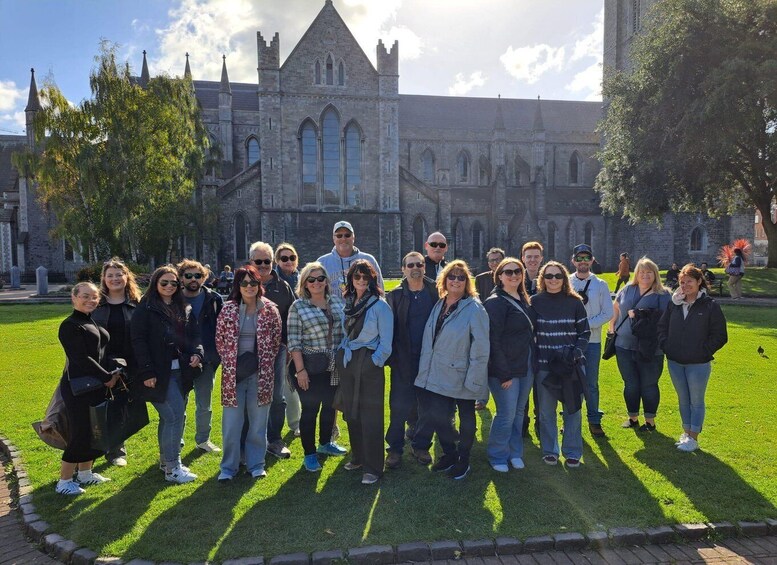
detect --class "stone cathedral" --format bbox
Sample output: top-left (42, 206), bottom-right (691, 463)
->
top-left (0, 0), bottom-right (752, 278)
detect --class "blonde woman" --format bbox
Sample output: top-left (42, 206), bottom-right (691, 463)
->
top-left (610, 257), bottom-right (671, 432)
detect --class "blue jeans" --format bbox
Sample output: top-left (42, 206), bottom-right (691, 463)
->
top-left (535, 371), bottom-right (583, 459)
top-left (667, 360), bottom-right (711, 434)
top-left (584, 342), bottom-right (603, 424)
top-left (615, 347), bottom-right (664, 418)
top-left (385, 364), bottom-right (419, 454)
top-left (191, 362), bottom-right (216, 444)
top-left (152, 371), bottom-right (186, 471)
top-left (266, 346), bottom-right (287, 444)
top-left (487, 374), bottom-right (532, 465)
top-left (221, 375), bottom-right (270, 477)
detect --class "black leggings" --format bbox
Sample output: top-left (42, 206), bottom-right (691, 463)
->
top-left (297, 372), bottom-right (337, 455)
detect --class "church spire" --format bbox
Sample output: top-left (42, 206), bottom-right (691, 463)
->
top-left (140, 50), bottom-right (150, 88)
top-left (25, 68), bottom-right (41, 112)
top-left (493, 94), bottom-right (505, 131)
top-left (532, 95), bottom-right (544, 132)
top-left (220, 55), bottom-right (231, 93)
top-left (184, 52), bottom-right (192, 80)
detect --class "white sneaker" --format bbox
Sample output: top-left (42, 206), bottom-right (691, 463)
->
top-left (510, 457), bottom-right (525, 469)
top-left (677, 437), bottom-right (699, 452)
top-left (109, 457), bottom-right (127, 467)
top-left (76, 471), bottom-right (111, 485)
top-left (56, 480), bottom-right (85, 495)
top-left (675, 432), bottom-right (690, 446)
top-left (251, 469), bottom-right (267, 479)
top-left (196, 440), bottom-right (222, 453)
top-left (165, 466), bottom-right (198, 484)
top-left (491, 463), bottom-right (509, 473)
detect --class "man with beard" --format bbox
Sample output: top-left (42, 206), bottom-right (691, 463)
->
top-left (178, 259), bottom-right (224, 453)
top-left (249, 241), bottom-right (296, 459)
top-left (569, 244), bottom-right (613, 438)
top-left (384, 251), bottom-right (439, 468)
top-left (424, 232), bottom-right (448, 281)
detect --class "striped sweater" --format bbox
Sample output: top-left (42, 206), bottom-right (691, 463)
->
top-left (531, 291), bottom-right (591, 368)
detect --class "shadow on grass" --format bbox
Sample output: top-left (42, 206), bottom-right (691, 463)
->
top-left (634, 433), bottom-right (777, 521)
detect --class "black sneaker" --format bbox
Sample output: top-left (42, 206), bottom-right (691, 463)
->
top-left (449, 459), bottom-right (471, 480)
top-left (638, 422), bottom-right (656, 432)
top-left (431, 454), bottom-right (457, 472)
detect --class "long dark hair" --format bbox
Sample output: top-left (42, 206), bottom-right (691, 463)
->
top-left (344, 260), bottom-right (383, 299)
top-left (143, 265), bottom-right (187, 321)
top-left (227, 265), bottom-right (264, 303)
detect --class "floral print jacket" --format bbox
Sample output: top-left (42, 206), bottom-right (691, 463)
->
top-left (215, 298), bottom-right (281, 407)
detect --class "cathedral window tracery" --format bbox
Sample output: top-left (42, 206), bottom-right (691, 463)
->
top-left (246, 137), bottom-right (260, 166)
top-left (457, 151), bottom-right (470, 183)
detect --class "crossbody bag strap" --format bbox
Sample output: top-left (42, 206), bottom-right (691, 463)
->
top-left (501, 294), bottom-right (534, 333)
top-left (614, 286), bottom-right (650, 332)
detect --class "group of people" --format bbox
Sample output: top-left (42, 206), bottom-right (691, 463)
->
top-left (53, 220), bottom-right (729, 495)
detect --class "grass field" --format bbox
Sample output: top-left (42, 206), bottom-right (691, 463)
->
top-left (0, 302), bottom-right (775, 562)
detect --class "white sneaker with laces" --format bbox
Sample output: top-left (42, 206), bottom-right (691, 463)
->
top-left (196, 440), bottom-right (222, 453)
top-left (110, 457), bottom-right (128, 467)
top-left (56, 479), bottom-right (85, 495)
top-left (675, 432), bottom-right (690, 446)
top-left (677, 437), bottom-right (699, 452)
top-left (76, 471), bottom-right (111, 485)
top-left (165, 466), bottom-right (198, 484)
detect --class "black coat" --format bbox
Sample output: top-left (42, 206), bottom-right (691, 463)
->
top-left (130, 300), bottom-right (204, 403)
top-left (658, 294), bottom-right (728, 364)
top-left (483, 288), bottom-right (536, 382)
top-left (385, 276), bottom-right (439, 379)
top-left (188, 287), bottom-right (223, 366)
top-left (543, 346), bottom-right (586, 415)
top-left (475, 271), bottom-right (495, 300)
top-left (424, 255), bottom-right (446, 281)
top-left (263, 271), bottom-right (295, 343)
top-left (92, 299), bottom-right (137, 371)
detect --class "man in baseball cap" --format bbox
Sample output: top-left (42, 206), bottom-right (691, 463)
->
top-left (317, 220), bottom-right (384, 291)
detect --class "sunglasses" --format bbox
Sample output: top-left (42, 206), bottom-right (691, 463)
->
top-left (352, 273), bottom-right (372, 282)
top-left (240, 280), bottom-right (260, 288)
top-left (183, 273), bottom-right (203, 280)
top-left (428, 241), bottom-right (447, 248)
top-left (158, 280), bottom-right (179, 288)
top-left (306, 275), bottom-right (327, 283)
top-left (278, 255), bottom-right (296, 262)
top-left (574, 255), bottom-right (592, 262)
top-left (253, 259), bottom-right (272, 265)
top-left (501, 268), bottom-right (523, 277)
top-left (404, 262), bottom-right (424, 269)
top-left (543, 272), bottom-right (566, 280)
top-left (447, 273), bottom-right (467, 282)
top-left (487, 258), bottom-right (503, 263)
top-left (335, 233), bottom-right (353, 239)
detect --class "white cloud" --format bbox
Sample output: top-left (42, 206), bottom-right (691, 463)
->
top-left (500, 44), bottom-right (566, 84)
top-left (0, 111), bottom-right (26, 134)
top-left (448, 71), bottom-right (486, 96)
top-left (131, 18), bottom-right (150, 33)
top-left (379, 25), bottom-right (424, 60)
top-left (0, 80), bottom-right (26, 112)
top-left (571, 8), bottom-right (604, 62)
top-left (565, 61), bottom-right (602, 100)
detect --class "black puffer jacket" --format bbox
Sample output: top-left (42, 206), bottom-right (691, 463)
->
top-left (483, 288), bottom-right (536, 382)
top-left (263, 271), bottom-right (295, 343)
top-left (658, 292), bottom-right (727, 364)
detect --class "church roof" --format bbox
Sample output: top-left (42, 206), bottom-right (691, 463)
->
top-left (398, 94), bottom-right (602, 133)
top-left (193, 80), bottom-right (257, 111)
top-left (0, 138), bottom-right (25, 196)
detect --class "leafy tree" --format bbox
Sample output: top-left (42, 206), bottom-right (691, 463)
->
top-left (14, 43), bottom-right (213, 263)
top-left (596, 0), bottom-right (777, 266)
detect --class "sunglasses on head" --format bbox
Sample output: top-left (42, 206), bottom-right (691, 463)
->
top-left (352, 273), bottom-right (372, 282)
top-left (447, 273), bottom-right (467, 282)
top-left (158, 280), bottom-right (179, 288)
top-left (404, 262), bottom-right (424, 269)
top-left (240, 279), bottom-right (260, 287)
top-left (278, 255), bottom-right (296, 262)
top-left (183, 273), bottom-right (203, 280)
top-left (335, 233), bottom-right (353, 239)
top-left (501, 268), bottom-right (523, 277)
top-left (306, 275), bottom-right (327, 283)
top-left (428, 241), bottom-right (447, 248)
top-left (543, 272), bottom-right (565, 280)
top-left (574, 255), bottom-right (592, 262)
top-left (253, 259), bottom-right (272, 266)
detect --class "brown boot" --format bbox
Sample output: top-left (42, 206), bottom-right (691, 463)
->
top-left (411, 447), bottom-right (432, 465)
top-left (589, 423), bottom-right (606, 438)
top-left (385, 452), bottom-right (402, 469)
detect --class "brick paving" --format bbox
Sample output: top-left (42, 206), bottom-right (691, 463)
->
top-left (1, 458), bottom-right (776, 564)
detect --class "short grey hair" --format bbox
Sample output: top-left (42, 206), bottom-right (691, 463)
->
top-left (249, 241), bottom-right (274, 260)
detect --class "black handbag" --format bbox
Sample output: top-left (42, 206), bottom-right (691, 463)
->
top-left (235, 336), bottom-right (258, 384)
top-left (302, 351), bottom-right (330, 375)
top-left (69, 370), bottom-right (105, 396)
top-left (89, 385), bottom-right (149, 452)
top-left (602, 287), bottom-right (649, 361)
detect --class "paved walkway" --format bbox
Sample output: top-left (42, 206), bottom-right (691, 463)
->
top-left (1, 460), bottom-right (776, 564)
top-left (0, 285), bottom-right (69, 304)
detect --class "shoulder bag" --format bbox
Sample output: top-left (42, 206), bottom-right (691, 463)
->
top-left (68, 367), bottom-right (105, 396)
top-left (602, 286), bottom-right (649, 360)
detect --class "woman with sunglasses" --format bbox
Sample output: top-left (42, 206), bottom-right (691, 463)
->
top-left (288, 262), bottom-right (347, 472)
top-left (610, 257), bottom-right (671, 432)
top-left (531, 261), bottom-right (590, 467)
top-left (275, 242), bottom-right (302, 436)
top-left (131, 265), bottom-right (204, 484)
top-left (483, 258), bottom-right (536, 472)
top-left (215, 265), bottom-right (281, 481)
top-left (413, 260), bottom-right (489, 480)
top-left (336, 260), bottom-right (393, 484)
top-left (92, 257), bottom-right (142, 467)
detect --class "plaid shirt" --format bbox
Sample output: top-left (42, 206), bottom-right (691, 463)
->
top-left (288, 295), bottom-right (346, 385)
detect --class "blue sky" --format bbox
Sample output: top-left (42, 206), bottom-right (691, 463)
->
top-left (0, 0), bottom-right (603, 136)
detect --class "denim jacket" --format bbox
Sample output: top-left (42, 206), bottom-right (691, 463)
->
top-left (339, 296), bottom-right (394, 368)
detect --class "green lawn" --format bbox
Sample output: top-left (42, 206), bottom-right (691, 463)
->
top-left (1, 303), bottom-right (775, 562)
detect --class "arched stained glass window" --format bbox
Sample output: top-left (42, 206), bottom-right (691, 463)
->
top-left (345, 122), bottom-right (361, 206)
top-left (247, 137), bottom-right (260, 166)
top-left (301, 122), bottom-right (317, 205)
top-left (322, 109), bottom-right (340, 205)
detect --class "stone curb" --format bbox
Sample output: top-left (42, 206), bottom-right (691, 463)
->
top-left (2, 434), bottom-right (777, 564)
